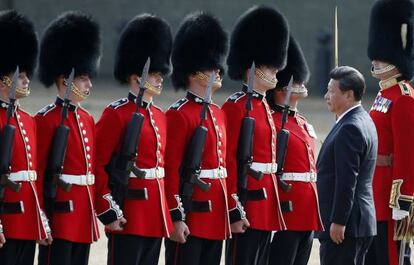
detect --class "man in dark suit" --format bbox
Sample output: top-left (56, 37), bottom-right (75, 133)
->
top-left (316, 66), bottom-right (378, 265)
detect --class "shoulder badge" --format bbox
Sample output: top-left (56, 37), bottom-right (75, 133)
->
top-left (37, 103), bottom-right (56, 116)
top-left (227, 91), bottom-right (246, 102)
top-left (371, 95), bottom-right (393, 113)
top-left (399, 83), bottom-right (412, 96)
top-left (108, 98), bottom-right (128, 109)
top-left (169, 98), bottom-right (188, 110)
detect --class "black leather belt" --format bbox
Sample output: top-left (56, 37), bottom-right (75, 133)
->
top-left (54, 200), bottom-right (74, 213)
top-left (190, 200), bottom-right (212, 212)
top-left (247, 188), bottom-right (267, 201)
top-left (126, 188), bottom-right (148, 200)
top-left (0, 201), bottom-right (24, 214)
top-left (281, 201), bottom-right (293, 212)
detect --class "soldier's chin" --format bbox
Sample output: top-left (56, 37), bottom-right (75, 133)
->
top-left (212, 80), bottom-right (222, 91)
top-left (16, 87), bottom-right (30, 98)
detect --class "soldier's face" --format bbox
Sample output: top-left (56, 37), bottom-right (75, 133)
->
top-left (71, 75), bottom-right (92, 102)
top-left (0, 72), bottom-right (30, 100)
top-left (255, 66), bottom-right (278, 92)
top-left (372, 60), bottom-right (390, 71)
top-left (145, 72), bottom-right (164, 96)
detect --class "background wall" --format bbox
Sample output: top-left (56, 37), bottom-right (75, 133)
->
top-left (1, 0), bottom-right (377, 93)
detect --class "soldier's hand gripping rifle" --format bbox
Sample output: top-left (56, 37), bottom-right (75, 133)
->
top-left (44, 69), bottom-right (75, 213)
top-left (237, 62), bottom-right (264, 206)
top-left (107, 57), bottom-right (150, 208)
top-left (275, 76), bottom-right (294, 193)
top-left (179, 74), bottom-right (215, 213)
top-left (0, 67), bottom-right (22, 200)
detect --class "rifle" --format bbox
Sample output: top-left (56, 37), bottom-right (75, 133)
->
top-left (0, 67), bottom-right (22, 200)
top-left (275, 76), bottom-right (294, 193)
top-left (179, 74), bottom-right (214, 213)
top-left (44, 68), bottom-right (75, 214)
top-left (237, 62), bottom-right (264, 206)
top-left (107, 57), bottom-right (150, 208)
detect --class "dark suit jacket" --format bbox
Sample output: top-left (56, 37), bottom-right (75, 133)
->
top-left (316, 105), bottom-right (377, 239)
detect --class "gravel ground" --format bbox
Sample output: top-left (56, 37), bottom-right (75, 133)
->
top-left (25, 79), bottom-right (412, 265)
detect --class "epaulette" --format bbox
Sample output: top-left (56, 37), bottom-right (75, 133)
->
top-left (37, 103), bottom-right (56, 116)
top-left (226, 91), bottom-right (246, 102)
top-left (108, 98), bottom-right (129, 109)
top-left (399, 82), bottom-right (412, 96)
top-left (169, 98), bottom-right (188, 110)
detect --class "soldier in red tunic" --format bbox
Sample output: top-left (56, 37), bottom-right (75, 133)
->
top-left (223, 5), bottom-right (289, 265)
top-left (164, 12), bottom-right (233, 265)
top-left (366, 0), bottom-right (414, 264)
top-left (36, 11), bottom-right (124, 265)
top-left (265, 35), bottom-right (323, 265)
top-left (94, 14), bottom-right (174, 265)
top-left (0, 10), bottom-right (51, 265)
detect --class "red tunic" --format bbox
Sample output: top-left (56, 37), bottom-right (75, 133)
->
top-left (95, 92), bottom-right (173, 238)
top-left (165, 91), bottom-right (231, 240)
top-left (36, 97), bottom-right (121, 243)
top-left (271, 105), bottom-right (323, 231)
top-left (222, 89), bottom-right (286, 231)
top-left (369, 80), bottom-right (414, 221)
top-left (0, 100), bottom-right (48, 240)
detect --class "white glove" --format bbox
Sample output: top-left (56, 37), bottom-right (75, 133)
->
top-left (392, 208), bottom-right (409, 220)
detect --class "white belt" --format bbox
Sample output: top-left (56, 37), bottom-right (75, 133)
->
top-left (199, 167), bottom-right (227, 179)
top-left (130, 167), bottom-right (165, 179)
top-left (61, 174), bottom-right (95, 186)
top-left (280, 172), bottom-right (317, 182)
top-left (251, 162), bottom-right (278, 174)
top-left (9, 170), bottom-right (37, 182)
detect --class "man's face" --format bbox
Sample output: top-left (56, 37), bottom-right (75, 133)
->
top-left (324, 79), bottom-right (347, 114)
top-left (371, 60), bottom-right (390, 71)
top-left (256, 66), bottom-right (278, 91)
top-left (144, 72), bottom-right (164, 96)
top-left (71, 75), bottom-right (92, 102)
top-left (0, 71), bottom-right (30, 99)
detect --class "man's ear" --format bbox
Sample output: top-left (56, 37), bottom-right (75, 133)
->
top-left (128, 74), bottom-right (139, 86)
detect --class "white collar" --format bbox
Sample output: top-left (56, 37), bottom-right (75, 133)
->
top-left (336, 104), bottom-right (361, 124)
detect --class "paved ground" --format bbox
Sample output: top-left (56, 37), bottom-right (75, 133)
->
top-left (26, 79), bottom-right (412, 264)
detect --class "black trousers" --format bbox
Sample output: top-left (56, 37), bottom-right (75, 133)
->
top-left (225, 228), bottom-right (272, 265)
top-left (0, 239), bottom-right (35, 265)
top-left (38, 238), bottom-right (90, 265)
top-left (165, 236), bottom-right (223, 265)
top-left (319, 236), bottom-right (373, 265)
top-left (365, 221), bottom-right (411, 265)
top-left (269, 230), bottom-right (314, 265)
top-left (107, 233), bottom-right (162, 265)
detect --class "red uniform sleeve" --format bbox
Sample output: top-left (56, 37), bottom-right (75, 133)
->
top-left (164, 109), bottom-right (189, 221)
top-left (221, 101), bottom-right (246, 222)
top-left (391, 96), bottom-right (414, 210)
top-left (94, 108), bottom-right (124, 224)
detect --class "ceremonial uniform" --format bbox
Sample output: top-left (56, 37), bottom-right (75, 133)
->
top-left (0, 10), bottom-right (50, 265)
top-left (95, 14), bottom-right (174, 265)
top-left (36, 11), bottom-right (121, 265)
top-left (164, 12), bottom-right (231, 265)
top-left (224, 6), bottom-right (289, 265)
top-left (266, 35), bottom-right (323, 265)
top-left (366, 0), bottom-right (414, 264)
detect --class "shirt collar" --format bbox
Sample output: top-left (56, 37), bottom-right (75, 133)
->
top-left (55, 97), bottom-right (78, 112)
top-left (242, 84), bottom-right (265, 100)
top-left (336, 104), bottom-right (361, 124)
top-left (128, 91), bottom-right (152, 109)
top-left (186, 91), bottom-right (206, 104)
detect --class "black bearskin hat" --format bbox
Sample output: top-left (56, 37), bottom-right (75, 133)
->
top-left (171, 11), bottom-right (228, 90)
top-left (114, 14), bottom-right (172, 84)
top-left (276, 35), bottom-right (310, 89)
top-left (227, 5), bottom-right (289, 80)
top-left (368, 0), bottom-right (414, 80)
top-left (39, 11), bottom-right (102, 87)
top-left (0, 10), bottom-right (38, 78)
